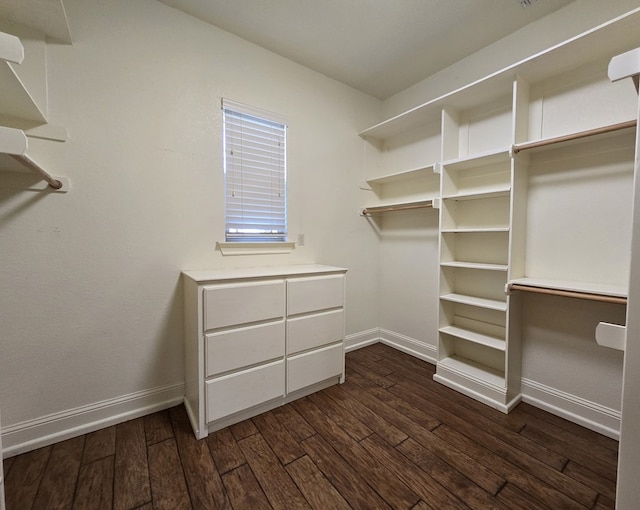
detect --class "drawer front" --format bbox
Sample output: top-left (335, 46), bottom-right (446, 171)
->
top-left (287, 274), bottom-right (344, 316)
top-left (287, 343), bottom-right (343, 393)
top-left (204, 280), bottom-right (285, 330)
top-left (206, 360), bottom-right (285, 423)
top-left (205, 320), bottom-right (285, 377)
top-left (286, 309), bottom-right (344, 355)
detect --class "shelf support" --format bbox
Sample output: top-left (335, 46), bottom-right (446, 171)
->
top-left (609, 47), bottom-right (640, 93)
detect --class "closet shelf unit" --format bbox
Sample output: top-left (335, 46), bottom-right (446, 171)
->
top-left (0, 6), bottom-right (72, 191)
top-left (356, 6), bottom-right (640, 413)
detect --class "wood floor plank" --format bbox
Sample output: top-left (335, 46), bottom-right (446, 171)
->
top-left (144, 409), bottom-right (174, 446)
top-left (300, 433), bottom-right (391, 510)
top-left (563, 461), bottom-right (617, 501)
top-left (32, 436), bottom-right (84, 510)
top-left (514, 402), bottom-right (619, 453)
top-left (271, 403), bottom-right (317, 443)
top-left (434, 423), bottom-right (592, 510)
top-left (520, 422), bottom-right (617, 481)
top-left (593, 494), bottom-right (616, 510)
top-left (147, 438), bottom-right (191, 510)
top-left (397, 437), bottom-right (511, 510)
top-left (229, 419), bottom-right (258, 440)
top-left (4, 445), bottom-right (52, 510)
top-left (496, 482), bottom-right (549, 510)
top-left (285, 454), bottom-right (352, 510)
top-left (2, 456), bottom-right (15, 478)
top-left (252, 410), bottom-right (305, 465)
top-left (170, 406), bottom-right (232, 510)
top-left (340, 373), bottom-right (505, 495)
top-left (205, 427), bottom-right (246, 474)
top-left (73, 456), bottom-right (114, 510)
top-left (238, 431), bottom-right (311, 509)
top-left (359, 433), bottom-right (468, 510)
top-left (321, 384), bottom-right (408, 446)
top-left (113, 417), bottom-right (151, 510)
top-left (82, 426), bottom-right (116, 465)
top-left (292, 397), bottom-right (420, 509)
top-left (305, 390), bottom-right (373, 441)
top-left (221, 464), bottom-right (272, 510)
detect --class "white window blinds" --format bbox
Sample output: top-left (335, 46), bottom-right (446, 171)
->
top-left (222, 99), bottom-right (287, 242)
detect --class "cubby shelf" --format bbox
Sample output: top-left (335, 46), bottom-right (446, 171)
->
top-left (440, 293), bottom-right (507, 312)
top-left (436, 355), bottom-right (505, 389)
top-left (441, 227), bottom-right (509, 233)
top-left (440, 325), bottom-right (505, 351)
top-left (440, 261), bottom-right (508, 272)
top-left (366, 164), bottom-right (436, 186)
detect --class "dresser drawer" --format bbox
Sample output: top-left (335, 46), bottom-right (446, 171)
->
top-left (287, 343), bottom-right (343, 393)
top-left (205, 320), bottom-right (285, 377)
top-left (287, 274), bottom-right (344, 316)
top-left (204, 280), bottom-right (285, 330)
top-left (286, 309), bottom-right (344, 355)
top-left (205, 360), bottom-right (285, 423)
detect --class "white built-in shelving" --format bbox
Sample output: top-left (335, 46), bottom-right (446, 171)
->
top-left (0, 1), bottom-right (72, 191)
top-left (358, 7), bottom-right (640, 412)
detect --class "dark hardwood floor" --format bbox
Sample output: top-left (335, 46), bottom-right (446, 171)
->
top-left (3, 343), bottom-right (618, 509)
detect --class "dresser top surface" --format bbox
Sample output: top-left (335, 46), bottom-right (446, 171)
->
top-left (182, 264), bottom-right (347, 283)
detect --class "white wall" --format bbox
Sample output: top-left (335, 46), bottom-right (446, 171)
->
top-left (0, 0), bottom-right (381, 451)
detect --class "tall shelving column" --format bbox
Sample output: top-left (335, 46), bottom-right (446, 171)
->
top-left (434, 86), bottom-right (521, 411)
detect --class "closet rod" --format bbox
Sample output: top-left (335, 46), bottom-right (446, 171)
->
top-left (509, 283), bottom-right (627, 305)
top-left (513, 119), bottom-right (637, 154)
top-left (9, 153), bottom-right (63, 189)
top-left (362, 201), bottom-right (433, 215)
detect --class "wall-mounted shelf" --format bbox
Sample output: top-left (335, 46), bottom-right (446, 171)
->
top-left (0, 126), bottom-right (68, 191)
top-left (0, 1), bottom-right (72, 44)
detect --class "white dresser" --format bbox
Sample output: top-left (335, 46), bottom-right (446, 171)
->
top-left (182, 265), bottom-right (347, 439)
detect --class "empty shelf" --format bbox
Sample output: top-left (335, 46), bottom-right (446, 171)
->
top-left (440, 325), bottom-right (506, 351)
top-left (440, 293), bottom-right (507, 311)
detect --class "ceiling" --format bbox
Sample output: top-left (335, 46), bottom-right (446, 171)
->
top-left (157, 0), bottom-right (574, 99)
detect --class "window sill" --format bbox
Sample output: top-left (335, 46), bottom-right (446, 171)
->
top-left (216, 242), bottom-right (296, 256)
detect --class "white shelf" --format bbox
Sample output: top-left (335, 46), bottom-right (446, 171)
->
top-left (358, 8), bottom-right (640, 141)
top-left (440, 261), bottom-right (508, 272)
top-left (0, 31), bottom-right (23, 64)
top-left (441, 188), bottom-right (511, 202)
top-left (0, 1), bottom-right (72, 44)
top-left (440, 325), bottom-right (505, 351)
top-left (366, 164), bottom-right (436, 186)
top-left (437, 355), bottom-right (505, 388)
top-left (509, 277), bottom-right (627, 299)
top-left (441, 147), bottom-right (511, 171)
top-left (441, 227), bottom-right (509, 233)
top-left (440, 293), bottom-right (507, 312)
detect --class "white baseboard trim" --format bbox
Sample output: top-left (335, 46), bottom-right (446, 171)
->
top-left (379, 328), bottom-right (437, 365)
top-left (521, 378), bottom-right (620, 440)
top-left (2, 382), bottom-right (185, 458)
top-left (345, 328), bottom-right (380, 352)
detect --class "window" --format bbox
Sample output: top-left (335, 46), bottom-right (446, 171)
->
top-left (222, 99), bottom-right (287, 242)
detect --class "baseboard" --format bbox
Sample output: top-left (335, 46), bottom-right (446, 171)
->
top-left (345, 328), bottom-right (380, 352)
top-left (521, 378), bottom-right (620, 440)
top-left (379, 328), bottom-right (437, 364)
top-left (2, 382), bottom-right (185, 458)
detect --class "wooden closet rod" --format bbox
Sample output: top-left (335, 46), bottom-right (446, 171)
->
top-left (509, 283), bottom-right (627, 305)
top-left (362, 201), bottom-right (433, 215)
top-left (9, 153), bottom-right (63, 189)
top-left (513, 119), bottom-right (637, 154)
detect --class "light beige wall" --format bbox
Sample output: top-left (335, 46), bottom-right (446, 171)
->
top-left (0, 0), bottom-right (380, 430)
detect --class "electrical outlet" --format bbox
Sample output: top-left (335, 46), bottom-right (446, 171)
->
top-left (297, 234), bottom-right (305, 246)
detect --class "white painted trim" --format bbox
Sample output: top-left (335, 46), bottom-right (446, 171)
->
top-left (1, 382), bottom-right (185, 458)
top-left (379, 328), bottom-right (437, 364)
top-left (345, 328), bottom-right (380, 352)
top-left (521, 378), bottom-right (620, 440)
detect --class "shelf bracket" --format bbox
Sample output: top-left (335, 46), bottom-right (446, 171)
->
top-left (0, 126), bottom-right (69, 192)
top-left (609, 47), bottom-right (640, 93)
